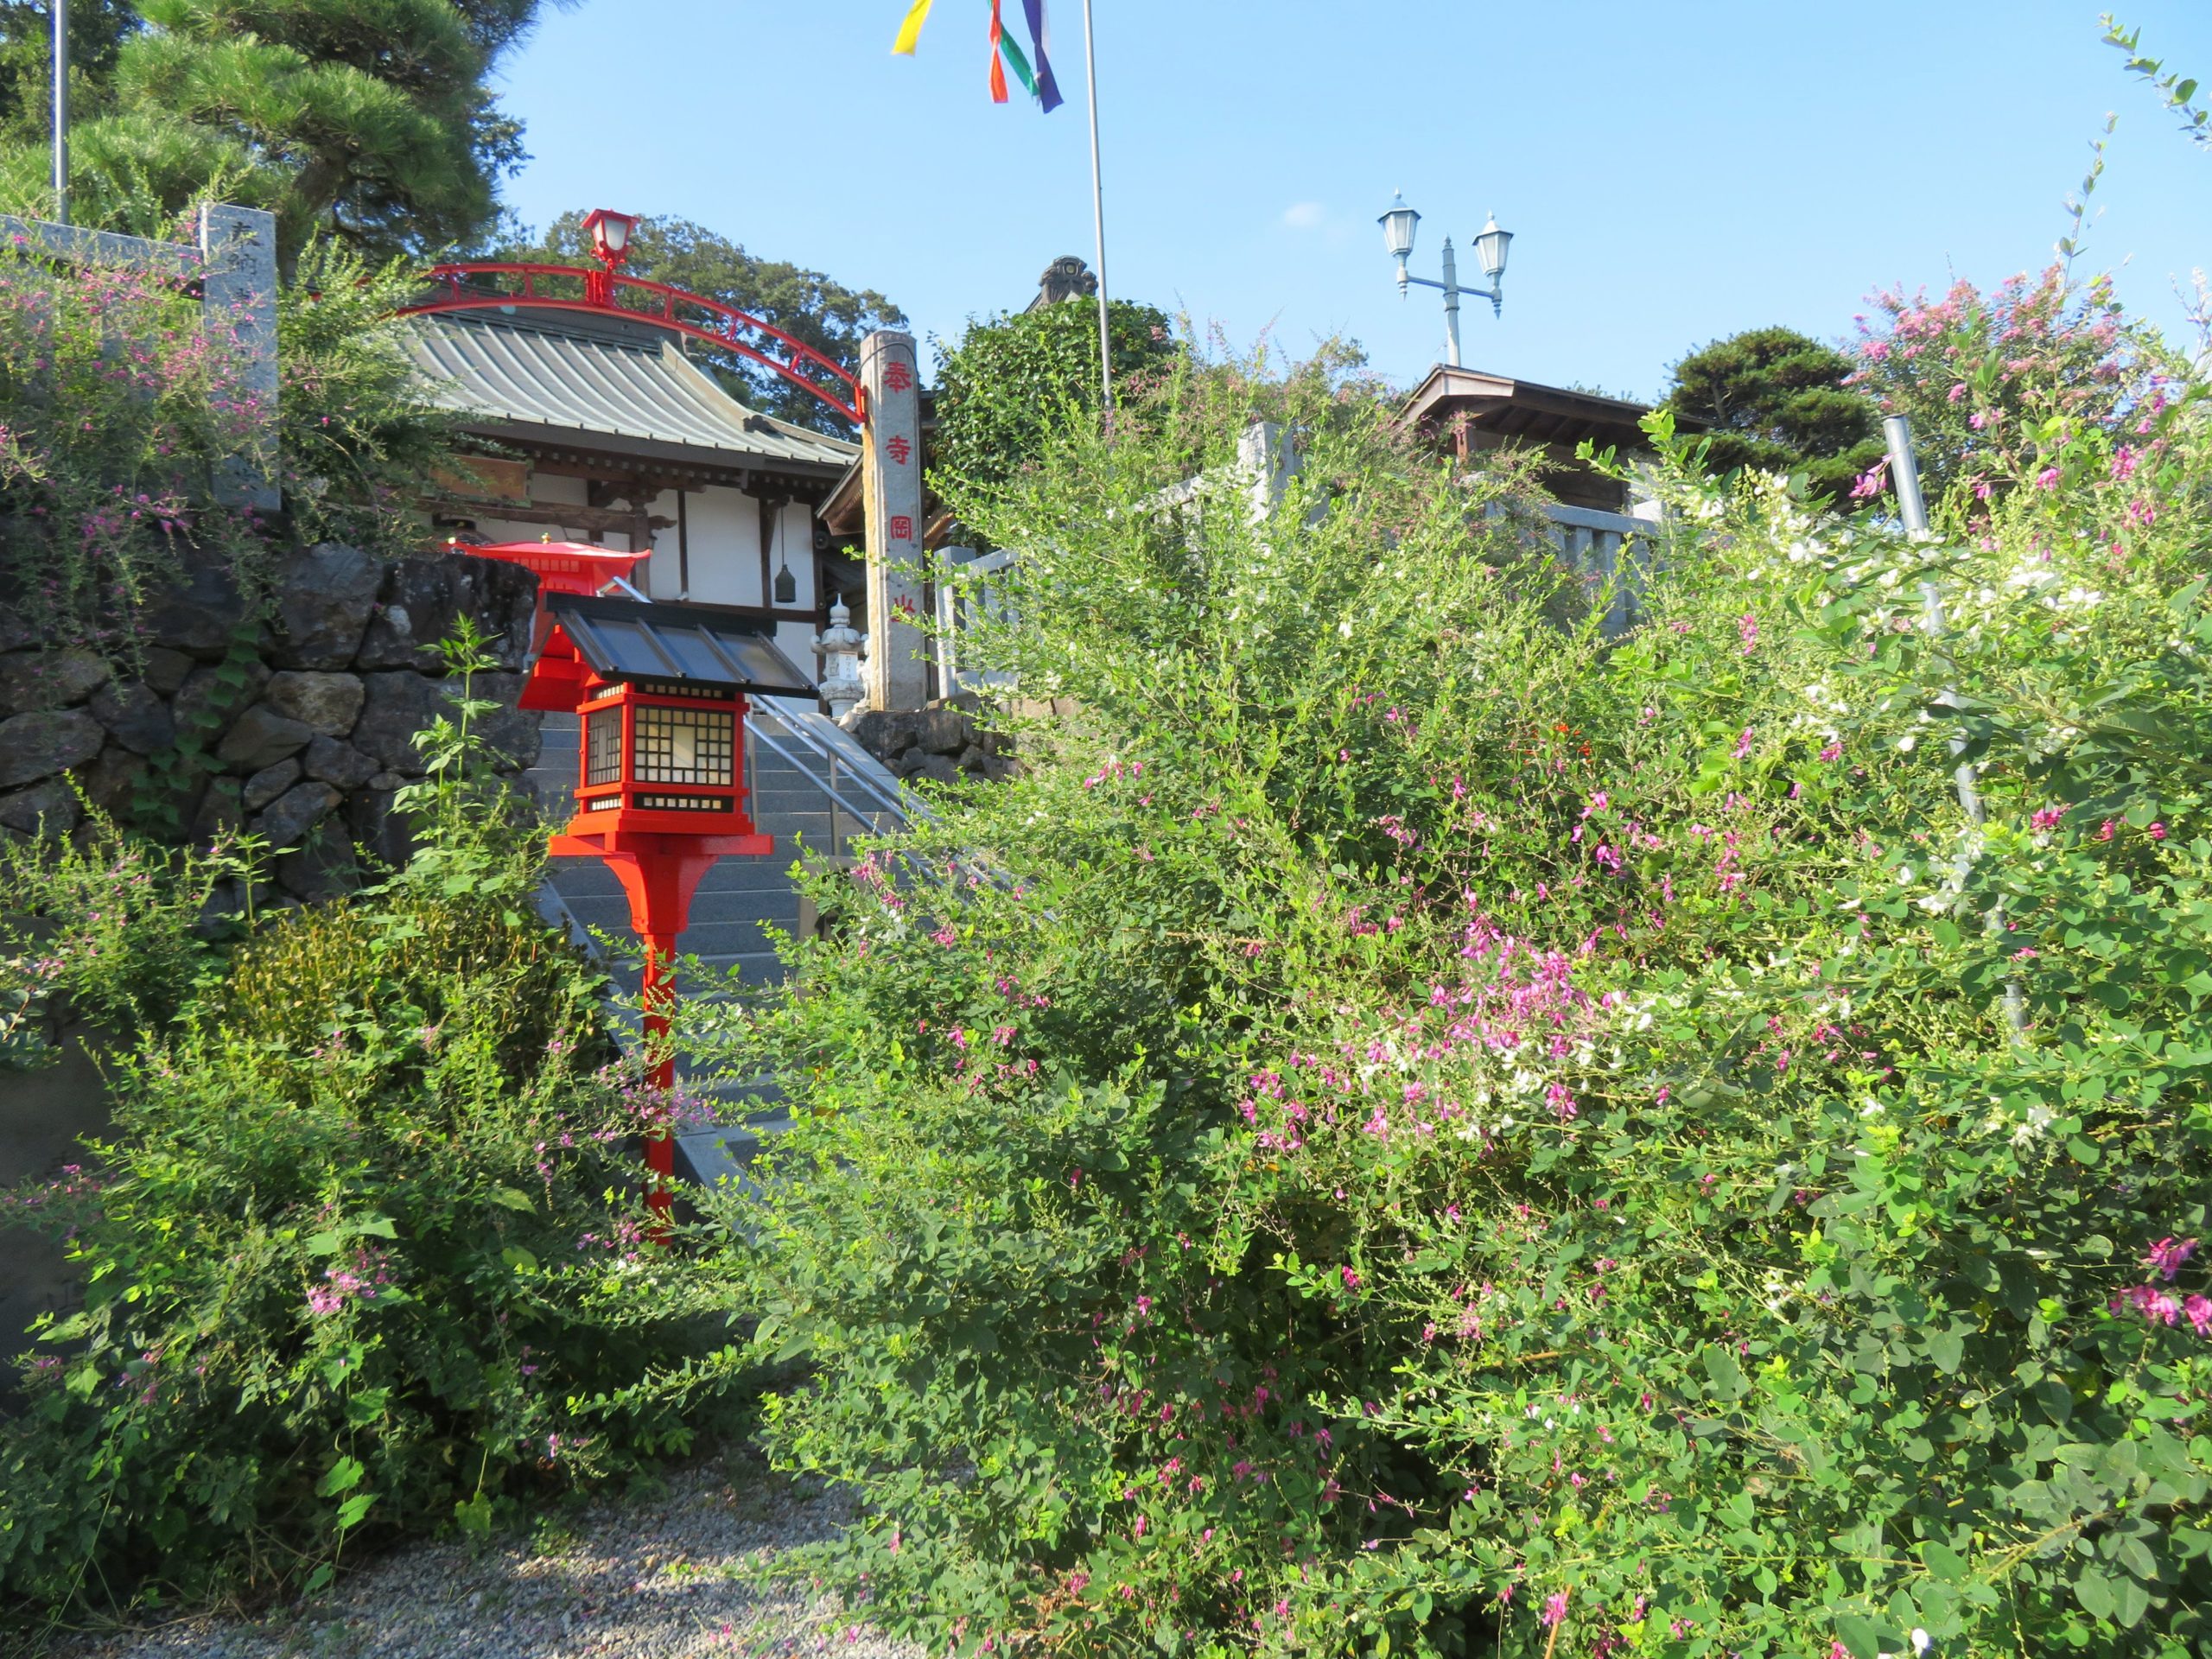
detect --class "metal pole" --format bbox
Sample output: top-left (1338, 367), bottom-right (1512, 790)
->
top-left (639, 931), bottom-right (677, 1236)
top-left (1079, 0), bottom-right (1113, 419)
top-left (1884, 414), bottom-right (2026, 1039)
top-left (1439, 236), bottom-right (1462, 368)
top-left (50, 0), bottom-right (67, 225)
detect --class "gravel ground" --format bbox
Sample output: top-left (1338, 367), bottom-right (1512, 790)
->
top-left (44, 1451), bottom-right (920, 1659)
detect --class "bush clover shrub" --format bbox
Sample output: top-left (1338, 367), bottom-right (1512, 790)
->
top-left (663, 314), bottom-right (2212, 1658)
top-left (0, 658), bottom-right (715, 1626)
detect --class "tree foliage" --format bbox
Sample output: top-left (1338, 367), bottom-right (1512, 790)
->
top-left (930, 294), bottom-right (1179, 507)
top-left (1662, 325), bottom-right (1884, 505)
top-left (654, 285), bottom-right (2212, 1657)
top-left (511, 211), bottom-right (904, 438)
top-left (0, 0), bottom-right (566, 257)
top-left (0, 1), bottom-right (138, 148)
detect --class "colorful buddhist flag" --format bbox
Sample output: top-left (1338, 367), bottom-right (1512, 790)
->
top-left (890, 0), bottom-right (932, 54)
top-left (892, 0), bottom-right (1061, 111)
top-left (1021, 1), bottom-right (1064, 111)
top-left (988, 0), bottom-right (1011, 102)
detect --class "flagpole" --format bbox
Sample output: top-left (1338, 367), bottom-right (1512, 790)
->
top-left (51, 0), bottom-right (67, 225)
top-left (1079, 0), bottom-right (1113, 421)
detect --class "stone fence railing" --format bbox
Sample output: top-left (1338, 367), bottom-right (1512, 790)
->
top-left (0, 203), bottom-right (279, 510)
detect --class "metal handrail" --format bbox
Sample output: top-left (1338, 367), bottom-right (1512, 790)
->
top-left (744, 715), bottom-right (918, 856)
top-left (746, 709), bottom-right (921, 830)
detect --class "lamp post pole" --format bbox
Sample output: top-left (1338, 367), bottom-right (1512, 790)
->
top-left (1437, 237), bottom-right (1461, 368)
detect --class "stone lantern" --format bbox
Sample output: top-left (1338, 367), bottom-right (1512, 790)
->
top-left (814, 597), bottom-right (866, 720)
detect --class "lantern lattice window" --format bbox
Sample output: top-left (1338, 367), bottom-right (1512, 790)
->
top-left (585, 709), bottom-right (624, 785)
top-left (632, 704), bottom-right (735, 786)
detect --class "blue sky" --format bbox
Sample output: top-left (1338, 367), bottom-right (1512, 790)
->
top-left (496, 1), bottom-right (2211, 402)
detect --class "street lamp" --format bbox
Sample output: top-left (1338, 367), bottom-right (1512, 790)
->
top-left (1379, 192), bottom-right (1513, 368)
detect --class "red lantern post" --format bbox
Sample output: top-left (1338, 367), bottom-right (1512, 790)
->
top-left (505, 584), bottom-right (817, 1228)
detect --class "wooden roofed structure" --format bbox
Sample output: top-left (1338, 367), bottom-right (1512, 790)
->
top-left (1397, 365), bottom-right (1675, 512)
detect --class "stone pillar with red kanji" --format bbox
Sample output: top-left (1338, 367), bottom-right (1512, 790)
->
top-left (859, 330), bottom-right (928, 712)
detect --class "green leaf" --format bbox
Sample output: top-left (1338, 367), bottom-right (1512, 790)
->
top-left (1926, 1326), bottom-right (1965, 1374)
top-left (2067, 1135), bottom-right (2101, 1166)
top-left (489, 1187), bottom-right (535, 1212)
top-left (1703, 1345), bottom-right (1750, 1401)
top-left (2112, 1573), bottom-right (2149, 1628)
top-left (455, 1491), bottom-right (495, 1537)
top-left (317, 1455), bottom-right (365, 1497)
top-left (501, 1246), bottom-right (539, 1275)
top-left (334, 1491), bottom-right (377, 1531)
top-left (2075, 1566), bottom-right (2116, 1621)
top-left (1836, 1613), bottom-right (1897, 1659)
top-left (1923, 1542), bottom-right (1967, 1582)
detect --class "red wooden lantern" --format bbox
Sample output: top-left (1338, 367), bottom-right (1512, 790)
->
top-left (520, 590), bottom-right (817, 1224)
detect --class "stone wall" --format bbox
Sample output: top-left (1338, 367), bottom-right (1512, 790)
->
top-left (0, 542), bottom-right (542, 893)
top-left (842, 693), bottom-right (1010, 784)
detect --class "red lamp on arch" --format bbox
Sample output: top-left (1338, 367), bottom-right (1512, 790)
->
top-left (520, 589), bottom-right (817, 1225)
top-left (581, 207), bottom-right (639, 270)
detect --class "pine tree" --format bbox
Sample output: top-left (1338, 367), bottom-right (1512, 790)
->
top-left (0, 0), bottom-right (563, 257)
top-left (1661, 326), bottom-right (1885, 507)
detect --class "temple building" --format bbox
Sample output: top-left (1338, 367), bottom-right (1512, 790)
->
top-left (402, 302), bottom-right (861, 679)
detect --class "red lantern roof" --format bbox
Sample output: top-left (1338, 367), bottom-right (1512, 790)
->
top-left (453, 539), bottom-right (647, 597)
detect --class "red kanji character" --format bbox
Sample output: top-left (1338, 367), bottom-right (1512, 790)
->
top-left (889, 514), bottom-right (913, 541)
top-left (883, 361), bottom-right (914, 392)
top-left (885, 435), bottom-right (913, 465)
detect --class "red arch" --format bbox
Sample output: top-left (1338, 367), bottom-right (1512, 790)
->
top-left (401, 262), bottom-right (865, 427)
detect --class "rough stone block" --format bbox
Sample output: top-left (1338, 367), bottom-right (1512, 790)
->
top-left (144, 554), bottom-right (245, 659)
top-left (173, 661), bottom-right (271, 747)
top-left (243, 757), bottom-right (301, 811)
top-left (189, 777), bottom-right (243, 842)
top-left (218, 703), bottom-right (315, 773)
top-left (140, 646), bottom-right (196, 695)
top-left (358, 555), bottom-right (542, 673)
top-left (0, 709), bottom-right (105, 790)
top-left (842, 709), bottom-right (921, 764)
top-left (913, 707), bottom-right (972, 756)
top-left (0, 778), bottom-right (80, 836)
top-left (351, 671), bottom-right (448, 773)
top-left (470, 673), bottom-right (540, 770)
top-left (275, 836), bottom-right (360, 901)
top-left (254, 781), bottom-right (341, 848)
top-left (77, 745), bottom-right (144, 816)
top-left (346, 780), bottom-right (411, 869)
top-left (264, 671), bottom-right (365, 736)
top-left (270, 543), bottom-right (381, 670)
top-left (88, 680), bottom-right (175, 756)
top-left (0, 648), bottom-right (110, 715)
top-left (355, 557), bottom-right (457, 672)
top-left (910, 753), bottom-right (963, 785)
top-left (302, 735), bottom-right (378, 790)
